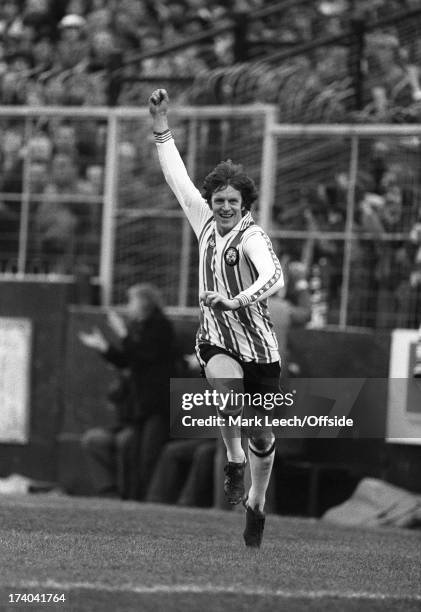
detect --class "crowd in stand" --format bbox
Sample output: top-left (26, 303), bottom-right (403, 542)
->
top-left (274, 136), bottom-right (421, 328)
top-left (0, 0), bottom-right (420, 107)
top-left (0, 0), bottom-right (264, 106)
top-left (0, 118), bottom-right (105, 273)
top-left (0, 115), bottom-right (160, 273)
top-left (1, 0), bottom-right (421, 116)
top-left (0, 0), bottom-right (420, 326)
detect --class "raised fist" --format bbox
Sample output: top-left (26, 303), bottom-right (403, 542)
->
top-left (149, 89), bottom-right (169, 116)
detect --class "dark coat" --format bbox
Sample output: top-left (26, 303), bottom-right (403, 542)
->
top-left (103, 309), bottom-right (178, 423)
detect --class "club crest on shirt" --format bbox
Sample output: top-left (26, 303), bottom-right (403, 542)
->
top-left (224, 247), bottom-right (239, 266)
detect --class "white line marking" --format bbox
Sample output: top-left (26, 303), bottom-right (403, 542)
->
top-left (6, 581), bottom-right (421, 601)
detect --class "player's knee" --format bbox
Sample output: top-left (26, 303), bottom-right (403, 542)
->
top-left (205, 354), bottom-right (243, 383)
top-left (249, 430), bottom-right (275, 454)
top-left (217, 403), bottom-right (242, 418)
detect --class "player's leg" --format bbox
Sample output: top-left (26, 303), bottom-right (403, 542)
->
top-left (242, 362), bottom-right (279, 547)
top-left (247, 426), bottom-right (276, 513)
top-left (243, 426), bottom-right (275, 548)
top-left (205, 353), bottom-right (245, 463)
top-left (205, 353), bottom-right (246, 503)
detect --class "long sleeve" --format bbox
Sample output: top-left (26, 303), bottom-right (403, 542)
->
top-left (120, 317), bottom-right (174, 365)
top-left (154, 130), bottom-right (211, 237)
top-left (234, 231), bottom-right (284, 306)
top-left (103, 316), bottom-right (174, 368)
top-left (101, 344), bottom-right (128, 369)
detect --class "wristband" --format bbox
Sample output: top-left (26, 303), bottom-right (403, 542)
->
top-left (235, 294), bottom-right (251, 307)
top-left (153, 129), bottom-right (172, 143)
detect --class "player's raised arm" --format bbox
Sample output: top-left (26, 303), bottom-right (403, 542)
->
top-left (149, 89), bottom-right (209, 236)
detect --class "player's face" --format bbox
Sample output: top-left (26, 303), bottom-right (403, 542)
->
top-left (211, 185), bottom-right (244, 236)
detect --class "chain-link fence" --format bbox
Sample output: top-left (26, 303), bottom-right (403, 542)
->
top-left (269, 125), bottom-right (421, 330)
top-left (0, 106), bottom-right (275, 308)
top-left (1, 108), bottom-right (420, 330)
top-left (0, 109), bottom-right (106, 278)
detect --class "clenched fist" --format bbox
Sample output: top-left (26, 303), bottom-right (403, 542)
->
top-left (200, 290), bottom-right (241, 311)
top-left (149, 88), bottom-right (169, 116)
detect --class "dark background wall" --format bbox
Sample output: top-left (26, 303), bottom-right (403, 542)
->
top-left (0, 281), bottom-right (71, 481)
top-left (1, 293), bottom-right (420, 498)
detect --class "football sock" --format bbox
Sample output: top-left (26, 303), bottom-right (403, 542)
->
top-left (247, 436), bottom-right (275, 512)
top-left (220, 426), bottom-right (246, 464)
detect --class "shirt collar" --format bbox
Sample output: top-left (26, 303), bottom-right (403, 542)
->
top-left (237, 212), bottom-right (254, 231)
top-left (214, 212), bottom-right (254, 236)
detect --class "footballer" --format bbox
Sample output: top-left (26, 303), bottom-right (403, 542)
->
top-left (149, 89), bottom-right (284, 547)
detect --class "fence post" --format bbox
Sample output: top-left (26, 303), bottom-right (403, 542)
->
top-left (233, 11), bottom-right (249, 62)
top-left (17, 117), bottom-right (33, 276)
top-left (259, 106), bottom-right (278, 233)
top-left (178, 118), bottom-right (198, 307)
top-left (99, 111), bottom-right (118, 306)
top-left (339, 134), bottom-right (359, 328)
top-left (348, 17), bottom-right (366, 111)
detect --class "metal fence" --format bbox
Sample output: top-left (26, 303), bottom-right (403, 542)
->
top-left (0, 107), bottom-right (108, 286)
top-left (269, 124), bottom-right (421, 330)
top-left (0, 105), bottom-right (275, 307)
top-left (0, 107), bottom-right (420, 330)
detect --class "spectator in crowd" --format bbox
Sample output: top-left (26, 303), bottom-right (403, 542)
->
top-left (27, 132), bottom-right (53, 162)
top-left (145, 342), bottom-right (212, 509)
top-left (147, 439), bottom-right (216, 507)
top-left (23, 0), bottom-right (54, 33)
top-left (34, 151), bottom-right (94, 273)
top-left (409, 213), bottom-right (421, 290)
top-left (28, 159), bottom-right (49, 194)
top-left (85, 163), bottom-right (103, 195)
top-left (89, 28), bottom-right (118, 70)
top-left (51, 121), bottom-right (77, 156)
top-left (357, 145), bottom-right (418, 327)
top-left (393, 210), bottom-right (421, 328)
top-left (268, 257), bottom-right (312, 374)
top-left (116, 141), bottom-right (147, 209)
top-left (79, 283), bottom-right (178, 499)
top-left (1, 126), bottom-right (24, 187)
top-left (0, 126), bottom-right (25, 267)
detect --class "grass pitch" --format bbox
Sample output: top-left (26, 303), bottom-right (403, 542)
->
top-left (0, 495), bottom-right (420, 611)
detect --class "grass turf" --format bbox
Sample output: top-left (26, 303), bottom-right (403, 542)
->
top-left (0, 495), bottom-right (420, 611)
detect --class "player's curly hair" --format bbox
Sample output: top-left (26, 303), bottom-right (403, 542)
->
top-left (202, 160), bottom-right (258, 211)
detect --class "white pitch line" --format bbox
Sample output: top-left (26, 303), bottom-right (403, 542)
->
top-left (8, 581), bottom-right (421, 602)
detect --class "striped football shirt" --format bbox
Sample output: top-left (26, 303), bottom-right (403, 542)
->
top-left (155, 130), bottom-right (284, 364)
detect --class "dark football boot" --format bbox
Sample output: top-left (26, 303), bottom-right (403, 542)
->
top-left (223, 460), bottom-right (246, 505)
top-left (243, 501), bottom-right (265, 548)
